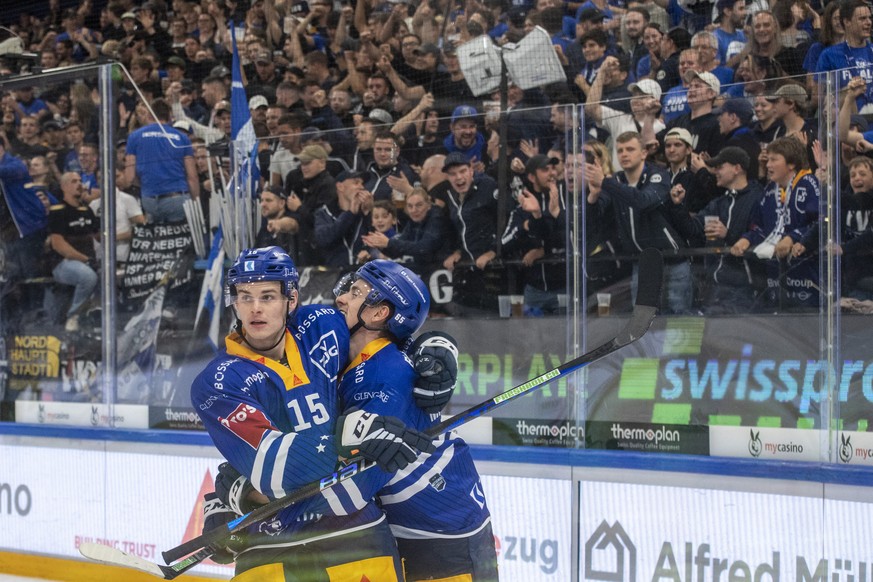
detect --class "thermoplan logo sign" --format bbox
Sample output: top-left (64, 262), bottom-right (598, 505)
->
top-left (584, 520), bottom-right (636, 582)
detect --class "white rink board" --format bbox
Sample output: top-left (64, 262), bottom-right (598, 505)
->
top-left (482, 475), bottom-right (572, 580)
top-left (0, 442), bottom-right (573, 580)
top-left (578, 480), bottom-right (873, 581)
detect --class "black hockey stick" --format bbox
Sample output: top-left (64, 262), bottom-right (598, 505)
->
top-left (80, 248), bottom-right (663, 579)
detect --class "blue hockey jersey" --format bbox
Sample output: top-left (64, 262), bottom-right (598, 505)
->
top-left (191, 305), bottom-right (387, 547)
top-left (338, 338), bottom-right (491, 539)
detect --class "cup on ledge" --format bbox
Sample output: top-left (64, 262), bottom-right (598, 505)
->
top-left (498, 295), bottom-right (511, 318)
top-left (509, 295), bottom-right (524, 317)
top-left (597, 292), bottom-right (611, 316)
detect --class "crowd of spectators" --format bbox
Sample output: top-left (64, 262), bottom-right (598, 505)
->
top-left (1, 0), bottom-right (873, 323)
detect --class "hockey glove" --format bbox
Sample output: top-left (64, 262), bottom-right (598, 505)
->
top-left (336, 409), bottom-right (436, 472)
top-left (214, 462), bottom-right (259, 515)
top-left (408, 331), bottom-right (459, 413)
top-left (202, 492), bottom-right (246, 564)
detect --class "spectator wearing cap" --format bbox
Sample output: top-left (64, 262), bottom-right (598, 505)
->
top-left (255, 186), bottom-right (297, 257)
top-left (691, 32), bottom-right (735, 86)
top-left (501, 154), bottom-right (567, 315)
top-left (715, 98), bottom-right (761, 169)
top-left (816, 0), bottom-right (873, 114)
top-left (663, 127), bottom-right (696, 207)
top-left (663, 70), bottom-right (723, 157)
top-left (300, 126), bottom-right (351, 177)
top-left (575, 4), bottom-right (613, 31)
top-left (165, 56), bottom-right (187, 84)
top-left (249, 95), bottom-right (269, 127)
top-left (443, 106), bottom-right (489, 168)
top-left (714, 0), bottom-right (747, 66)
top-left (364, 130), bottom-right (417, 204)
top-left (249, 50), bottom-right (281, 103)
top-left (661, 48), bottom-right (700, 124)
top-left (125, 98), bottom-right (199, 223)
top-left (178, 80), bottom-right (210, 126)
top-left (440, 151), bottom-right (500, 314)
top-left (289, 145), bottom-right (337, 265)
top-left (655, 27), bottom-right (692, 93)
top-left (167, 76), bottom-right (224, 143)
top-left (731, 136), bottom-right (820, 310)
top-left (668, 146), bottom-right (764, 314)
top-left (586, 131), bottom-right (692, 314)
top-left (767, 83), bottom-right (816, 168)
top-left (586, 64), bottom-right (666, 161)
top-left (40, 120), bottom-right (69, 164)
top-left (313, 168), bottom-right (373, 267)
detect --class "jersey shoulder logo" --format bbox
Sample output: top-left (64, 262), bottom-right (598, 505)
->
top-left (218, 403), bottom-right (273, 449)
top-left (309, 330), bottom-right (341, 380)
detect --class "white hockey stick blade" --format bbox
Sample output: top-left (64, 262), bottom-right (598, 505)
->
top-left (79, 542), bottom-right (166, 578)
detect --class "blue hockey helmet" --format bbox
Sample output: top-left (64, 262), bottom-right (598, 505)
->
top-left (225, 246), bottom-right (299, 306)
top-left (353, 260), bottom-right (430, 339)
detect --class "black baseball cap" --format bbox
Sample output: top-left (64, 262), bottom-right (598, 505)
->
top-left (705, 146), bottom-right (750, 173)
top-left (442, 151), bottom-right (471, 172)
top-left (336, 170), bottom-right (368, 182)
top-left (525, 154), bottom-right (560, 174)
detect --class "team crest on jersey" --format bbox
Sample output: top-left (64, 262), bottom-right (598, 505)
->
top-left (650, 174), bottom-right (662, 183)
top-left (429, 473), bottom-right (446, 492)
top-left (259, 516), bottom-right (285, 536)
top-left (218, 403), bottom-right (272, 449)
top-left (308, 330), bottom-right (340, 380)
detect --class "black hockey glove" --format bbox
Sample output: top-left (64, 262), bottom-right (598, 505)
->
top-left (214, 462), bottom-right (259, 515)
top-left (202, 492), bottom-right (246, 564)
top-left (408, 331), bottom-right (459, 413)
top-left (336, 409), bottom-right (436, 473)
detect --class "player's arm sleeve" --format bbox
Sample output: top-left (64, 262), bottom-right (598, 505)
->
top-left (191, 374), bottom-right (337, 501)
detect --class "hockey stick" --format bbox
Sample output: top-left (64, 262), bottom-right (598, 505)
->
top-left (80, 248), bottom-right (663, 579)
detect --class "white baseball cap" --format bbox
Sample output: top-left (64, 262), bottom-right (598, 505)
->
top-left (628, 78), bottom-right (663, 102)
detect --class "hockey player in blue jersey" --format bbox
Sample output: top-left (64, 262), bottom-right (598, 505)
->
top-left (334, 260), bottom-right (498, 581)
top-left (191, 247), bottom-right (443, 581)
